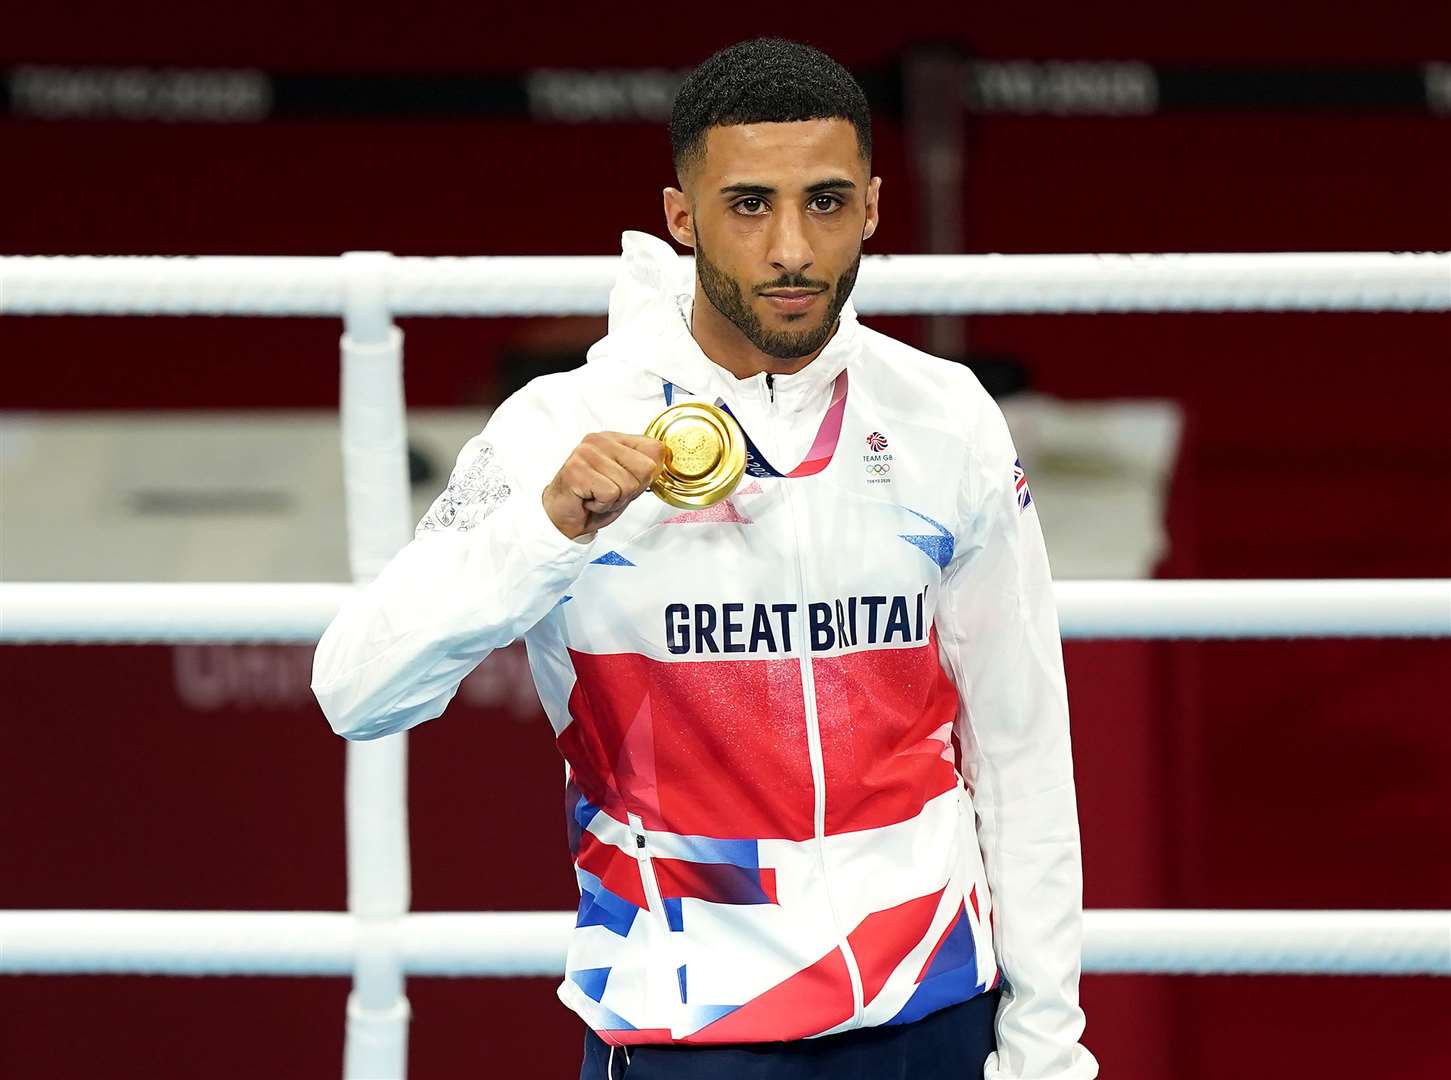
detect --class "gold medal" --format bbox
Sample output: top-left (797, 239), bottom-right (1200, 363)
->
top-left (643, 401), bottom-right (747, 509)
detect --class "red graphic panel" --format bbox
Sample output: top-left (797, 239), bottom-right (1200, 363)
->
top-left (560, 650), bottom-right (815, 841)
top-left (687, 947), bottom-right (854, 1044)
top-left (575, 830), bottom-right (647, 909)
top-left (813, 634), bottom-right (960, 834)
top-left (654, 859), bottom-right (778, 905)
top-left (597, 1028), bottom-right (674, 1047)
top-left (846, 887), bottom-right (947, 1005)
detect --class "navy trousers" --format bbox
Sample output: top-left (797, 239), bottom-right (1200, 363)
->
top-left (580, 988), bottom-right (1001, 1080)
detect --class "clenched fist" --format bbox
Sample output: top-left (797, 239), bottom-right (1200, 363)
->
top-left (542, 432), bottom-right (668, 540)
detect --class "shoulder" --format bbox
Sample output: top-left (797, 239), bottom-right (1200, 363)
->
top-left (489, 355), bottom-right (624, 431)
top-left (481, 346), bottom-right (664, 469)
top-left (854, 323), bottom-right (1007, 448)
top-left (506, 330), bottom-right (663, 415)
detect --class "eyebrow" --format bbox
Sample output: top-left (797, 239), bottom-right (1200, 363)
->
top-left (718, 178), bottom-right (857, 197)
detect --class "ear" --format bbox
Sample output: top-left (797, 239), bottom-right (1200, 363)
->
top-left (862, 175), bottom-right (882, 242)
top-left (662, 186), bottom-right (695, 249)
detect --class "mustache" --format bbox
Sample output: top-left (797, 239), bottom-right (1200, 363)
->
top-left (755, 277), bottom-right (830, 293)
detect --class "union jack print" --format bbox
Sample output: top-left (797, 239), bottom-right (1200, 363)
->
top-left (1013, 457), bottom-right (1032, 512)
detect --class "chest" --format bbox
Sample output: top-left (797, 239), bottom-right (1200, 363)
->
top-left (549, 394), bottom-right (967, 660)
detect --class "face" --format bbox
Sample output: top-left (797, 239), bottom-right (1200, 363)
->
top-left (665, 119), bottom-right (881, 361)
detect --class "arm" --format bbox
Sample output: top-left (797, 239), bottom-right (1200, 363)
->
top-left (311, 387), bottom-right (592, 741)
top-left (934, 398), bottom-right (1099, 1080)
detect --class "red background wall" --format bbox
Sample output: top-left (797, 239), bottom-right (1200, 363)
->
top-left (3, 4), bottom-right (1449, 1078)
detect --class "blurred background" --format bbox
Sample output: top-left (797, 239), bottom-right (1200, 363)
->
top-left (2, 2), bottom-right (1449, 1077)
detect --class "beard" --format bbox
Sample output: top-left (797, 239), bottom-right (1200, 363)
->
top-left (694, 234), bottom-right (862, 361)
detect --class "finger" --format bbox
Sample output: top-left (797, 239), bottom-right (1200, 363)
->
top-left (565, 457), bottom-right (623, 509)
top-left (608, 433), bottom-right (669, 464)
top-left (575, 484), bottom-right (622, 514)
top-left (612, 443), bottom-right (668, 485)
top-left (578, 445), bottom-right (641, 506)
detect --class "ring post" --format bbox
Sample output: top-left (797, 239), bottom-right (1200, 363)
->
top-left (338, 251), bottom-right (414, 1080)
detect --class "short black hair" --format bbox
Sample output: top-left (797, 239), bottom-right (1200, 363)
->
top-left (669, 38), bottom-right (872, 185)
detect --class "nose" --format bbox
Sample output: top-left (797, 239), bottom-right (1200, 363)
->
top-left (766, 205), bottom-right (814, 279)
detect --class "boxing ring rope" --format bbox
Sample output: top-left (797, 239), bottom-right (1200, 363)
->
top-left (3, 250), bottom-right (1448, 1080)
top-left (2, 252), bottom-right (1451, 316)
top-left (1, 580), bottom-right (1448, 643)
top-left (4, 910), bottom-right (1448, 978)
top-left (2, 251), bottom-right (1449, 315)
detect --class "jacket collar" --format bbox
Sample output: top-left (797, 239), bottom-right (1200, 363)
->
top-left (601, 230), bottom-right (860, 407)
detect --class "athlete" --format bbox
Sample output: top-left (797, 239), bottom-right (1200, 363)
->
top-left (313, 37), bottom-right (1098, 1080)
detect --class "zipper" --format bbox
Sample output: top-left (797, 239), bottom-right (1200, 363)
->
top-left (761, 374), bottom-right (865, 1026)
top-left (627, 812), bottom-right (683, 1025)
top-left (766, 371), bottom-right (775, 402)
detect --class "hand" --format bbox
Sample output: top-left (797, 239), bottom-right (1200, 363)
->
top-left (542, 432), bottom-right (668, 540)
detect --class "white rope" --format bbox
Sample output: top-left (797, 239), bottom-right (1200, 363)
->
top-left (2, 252), bottom-right (1446, 315)
top-left (1053, 579), bottom-right (1451, 639)
top-left (2, 909), bottom-right (1445, 977)
top-left (1, 580), bottom-right (1446, 644)
top-left (0, 583), bottom-right (354, 643)
top-left (1084, 909), bottom-right (1451, 976)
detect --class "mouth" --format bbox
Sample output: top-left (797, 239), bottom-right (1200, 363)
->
top-left (760, 289), bottom-right (825, 312)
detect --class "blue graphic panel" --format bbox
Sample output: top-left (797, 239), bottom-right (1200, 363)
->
top-left (593, 1004), bottom-right (637, 1032)
top-left (887, 968), bottom-right (983, 1026)
top-left (573, 791), bottom-right (603, 832)
top-left (671, 862), bottom-right (774, 905)
top-left (886, 905), bottom-right (982, 1025)
top-left (683, 1004), bottom-right (740, 1031)
top-left (921, 905), bottom-right (978, 980)
top-left (898, 508), bottom-right (955, 569)
top-left (564, 782), bottom-right (601, 856)
top-left (569, 966), bottom-right (612, 1003)
top-left (669, 835), bottom-right (760, 869)
top-left (575, 868), bottom-right (641, 938)
top-left (590, 551), bottom-right (635, 566)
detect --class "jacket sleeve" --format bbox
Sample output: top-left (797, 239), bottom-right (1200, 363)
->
top-left (934, 395), bottom-right (1099, 1080)
top-left (311, 385), bottom-right (594, 741)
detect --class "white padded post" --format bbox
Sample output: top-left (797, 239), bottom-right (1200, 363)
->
top-left (339, 251), bottom-right (412, 1080)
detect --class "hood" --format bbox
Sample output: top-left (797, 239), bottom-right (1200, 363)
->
top-left (595, 230), bottom-right (860, 404)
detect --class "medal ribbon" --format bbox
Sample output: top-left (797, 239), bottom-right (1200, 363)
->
top-left (660, 369), bottom-right (849, 480)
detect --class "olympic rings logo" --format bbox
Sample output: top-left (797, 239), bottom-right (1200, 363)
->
top-left (867, 462), bottom-right (891, 476)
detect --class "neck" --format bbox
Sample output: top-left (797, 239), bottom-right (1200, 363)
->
top-left (689, 280), bottom-right (836, 381)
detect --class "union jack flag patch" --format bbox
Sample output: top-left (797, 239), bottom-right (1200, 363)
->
top-left (1013, 457), bottom-right (1032, 513)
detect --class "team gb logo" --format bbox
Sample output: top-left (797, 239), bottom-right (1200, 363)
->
top-left (863, 431), bottom-right (892, 484)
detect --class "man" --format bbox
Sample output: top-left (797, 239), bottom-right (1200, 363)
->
top-left (313, 37), bottom-right (1098, 1080)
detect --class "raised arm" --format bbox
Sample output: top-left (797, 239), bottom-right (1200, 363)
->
top-left (312, 384), bottom-right (664, 742)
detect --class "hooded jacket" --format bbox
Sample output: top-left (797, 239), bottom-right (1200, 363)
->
top-left (312, 230), bottom-right (1098, 1079)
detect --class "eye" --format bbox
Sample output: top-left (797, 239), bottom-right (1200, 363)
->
top-left (733, 197), bottom-right (767, 215)
top-left (811, 194), bottom-right (844, 212)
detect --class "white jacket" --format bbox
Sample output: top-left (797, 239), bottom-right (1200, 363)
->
top-left (313, 230), bottom-right (1097, 1078)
